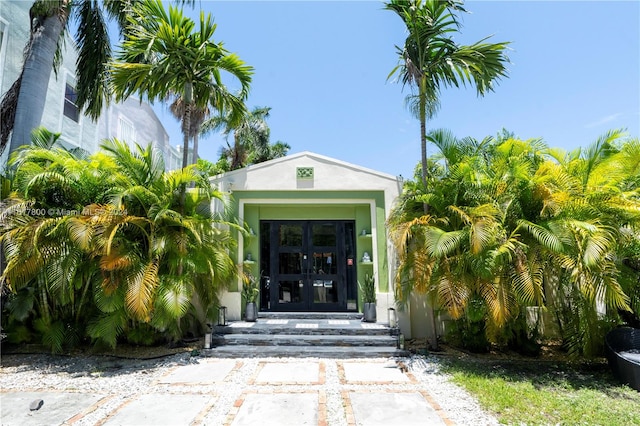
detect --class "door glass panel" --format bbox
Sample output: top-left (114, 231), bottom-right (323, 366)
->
top-left (345, 222), bottom-right (357, 309)
top-left (312, 251), bottom-right (336, 275)
top-left (280, 225), bottom-right (303, 246)
top-left (312, 223), bottom-right (336, 246)
top-left (313, 279), bottom-right (338, 303)
top-left (278, 280), bottom-right (304, 303)
top-left (279, 252), bottom-right (303, 274)
top-left (260, 222), bottom-right (271, 310)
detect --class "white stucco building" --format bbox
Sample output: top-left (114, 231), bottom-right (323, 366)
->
top-left (0, 1), bottom-right (180, 170)
top-left (210, 151), bottom-right (435, 339)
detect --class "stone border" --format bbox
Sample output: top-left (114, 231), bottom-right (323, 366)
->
top-left (65, 395), bottom-right (115, 425)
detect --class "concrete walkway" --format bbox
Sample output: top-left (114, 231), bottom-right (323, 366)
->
top-left (1, 356), bottom-right (455, 426)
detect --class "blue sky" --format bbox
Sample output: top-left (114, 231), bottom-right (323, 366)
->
top-left (149, 1), bottom-right (640, 179)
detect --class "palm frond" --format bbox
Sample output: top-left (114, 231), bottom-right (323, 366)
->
top-left (87, 311), bottom-right (127, 349)
top-left (437, 274), bottom-right (469, 319)
top-left (425, 227), bottom-right (465, 257)
top-left (125, 258), bottom-right (159, 321)
top-left (519, 220), bottom-right (564, 253)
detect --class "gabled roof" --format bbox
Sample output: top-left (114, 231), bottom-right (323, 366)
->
top-left (213, 151), bottom-right (399, 184)
top-left (209, 151), bottom-right (405, 195)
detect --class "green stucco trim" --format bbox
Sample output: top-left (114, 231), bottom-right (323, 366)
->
top-left (228, 190), bottom-right (390, 297)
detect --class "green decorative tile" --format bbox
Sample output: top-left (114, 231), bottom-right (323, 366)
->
top-left (296, 167), bottom-right (314, 179)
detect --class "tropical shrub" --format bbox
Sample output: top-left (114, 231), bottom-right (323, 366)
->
top-left (1, 129), bottom-right (239, 352)
top-left (388, 129), bottom-right (640, 357)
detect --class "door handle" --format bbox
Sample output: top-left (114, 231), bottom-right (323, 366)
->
top-left (302, 254), bottom-right (308, 275)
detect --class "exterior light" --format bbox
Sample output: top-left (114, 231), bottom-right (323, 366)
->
top-left (218, 306), bottom-right (227, 326)
top-left (398, 333), bottom-right (405, 350)
top-left (388, 307), bottom-right (397, 328)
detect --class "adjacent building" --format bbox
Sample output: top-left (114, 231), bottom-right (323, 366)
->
top-left (0, 1), bottom-right (180, 169)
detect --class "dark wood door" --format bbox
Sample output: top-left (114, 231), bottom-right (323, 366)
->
top-left (264, 220), bottom-right (354, 312)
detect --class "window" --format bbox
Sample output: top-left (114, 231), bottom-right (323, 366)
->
top-left (0, 21), bottom-right (5, 52)
top-left (63, 83), bottom-right (79, 122)
top-left (118, 116), bottom-right (136, 144)
top-left (0, 19), bottom-right (7, 83)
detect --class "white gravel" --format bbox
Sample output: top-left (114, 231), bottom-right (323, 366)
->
top-left (0, 352), bottom-right (499, 425)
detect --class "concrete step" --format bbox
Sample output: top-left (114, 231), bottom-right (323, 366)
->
top-left (213, 319), bottom-right (396, 336)
top-left (209, 312), bottom-right (403, 359)
top-left (257, 312), bottom-right (364, 320)
top-left (203, 345), bottom-right (410, 359)
top-left (213, 334), bottom-right (398, 347)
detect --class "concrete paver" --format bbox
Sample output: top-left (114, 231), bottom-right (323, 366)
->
top-left (101, 393), bottom-right (213, 426)
top-left (1, 357), bottom-right (456, 426)
top-left (0, 391), bottom-right (106, 426)
top-left (158, 359), bottom-right (237, 384)
top-left (348, 391), bottom-right (446, 426)
top-left (253, 361), bottom-right (321, 384)
top-left (230, 393), bottom-right (319, 426)
top-left (340, 361), bottom-right (412, 383)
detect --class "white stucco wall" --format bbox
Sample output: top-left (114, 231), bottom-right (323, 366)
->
top-left (215, 151), bottom-right (403, 206)
top-left (0, 1), bottom-right (179, 170)
top-left (95, 97), bottom-right (181, 171)
top-left (210, 152), bottom-right (418, 335)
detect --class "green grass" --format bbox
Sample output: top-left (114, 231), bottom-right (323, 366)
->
top-left (440, 356), bottom-right (640, 425)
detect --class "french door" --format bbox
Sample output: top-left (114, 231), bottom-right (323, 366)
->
top-left (259, 220), bottom-right (357, 312)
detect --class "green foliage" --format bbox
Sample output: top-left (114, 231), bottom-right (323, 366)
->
top-left (448, 318), bottom-right (490, 353)
top-left (557, 288), bottom-right (619, 358)
top-left (358, 273), bottom-right (376, 304)
top-left (202, 106), bottom-right (290, 171)
top-left (34, 318), bottom-right (65, 354)
top-left (1, 128), bottom-right (239, 351)
top-left (87, 312), bottom-right (127, 349)
top-left (125, 323), bottom-right (163, 346)
top-left (242, 272), bottom-right (259, 304)
top-left (5, 288), bottom-right (36, 322)
top-left (195, 158), bottom-right (223, 177)
top-left (110, 0), bottom-right (253, 169)
top-left (447, 297), bottom-right (490, 353)
top-left (499, 310), bottom-right (542, 357)
top-left (388, 129), bottom-right (640, 358)
top-left (5, 324), bottom-right (32, 344)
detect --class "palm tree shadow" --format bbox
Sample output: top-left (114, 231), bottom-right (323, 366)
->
top-left (1, 351), bottom-right (185, 378)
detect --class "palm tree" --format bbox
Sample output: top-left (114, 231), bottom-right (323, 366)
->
top-left (388, 131), bottom-right (548, 350)
top-left (202, 106), bottom-right (290, 171)
top-left (385, 0), bottom-right (510, 195)
top-left (1, 0), bottom-right (135, 159)
top-left (521, 130), bottom-right (639, 356)
top-left (110, 0), bottom-right (253, 171)
top-left (385, 0), bottom-right (509, 351)
top-left (203, 106), bottom-right (270, 170)
top-left (169, 97), bottom-right (209, 166)
top-left (267, 141), bottom-right (292, 162)
top-left (89, 139), bottom-right (238, 344)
